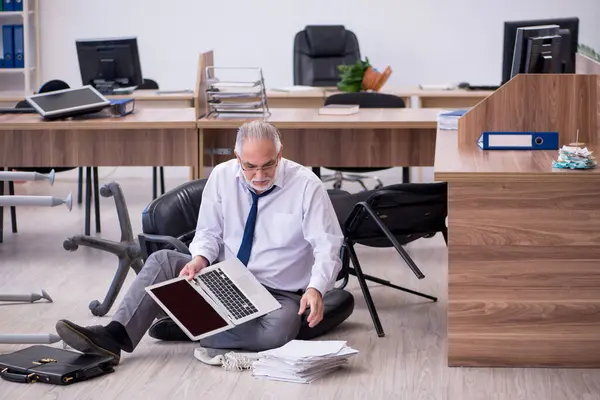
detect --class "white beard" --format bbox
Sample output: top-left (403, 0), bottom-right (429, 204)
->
top-left (243, 169), bottom-right (277, 193)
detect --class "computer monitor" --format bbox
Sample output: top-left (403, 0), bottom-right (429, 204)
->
top-left (76, 37), bottom-right (143, 94)
top-left (510, 25), bottom-right (562, 80)
top-left (502, 17), bottom-right (579, 84)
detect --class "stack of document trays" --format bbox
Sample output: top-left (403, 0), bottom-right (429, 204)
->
top-left (205, 66), bottom-right (270, 118)
top-left (252, 340), bottom-right (359, 384)
top-left (552, 145), bottom-right (597, 169)
top-left (436, 109), bottom-right (469, 130)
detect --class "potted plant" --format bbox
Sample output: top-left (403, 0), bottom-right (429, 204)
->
top-left (337, 58), bottom-right (392, 92)
top-left (578, 44), bottom-right (600, 62)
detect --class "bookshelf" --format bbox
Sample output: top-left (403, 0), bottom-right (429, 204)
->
top-left (0, 0), bottom-right (40, 99)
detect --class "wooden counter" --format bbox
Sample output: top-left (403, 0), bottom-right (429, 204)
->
top-left (435, 130), bottom-right (600, 182)
top-left (435, 129), bottom-right (600, 367)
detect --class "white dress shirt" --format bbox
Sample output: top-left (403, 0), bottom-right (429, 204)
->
top-left (189, 158), bottom-right (344, 295)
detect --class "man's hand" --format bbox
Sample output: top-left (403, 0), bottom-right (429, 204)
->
top-left (298, 288), bottom-right (324, 328)
top-left (179, 256), bottom-right (209, 280)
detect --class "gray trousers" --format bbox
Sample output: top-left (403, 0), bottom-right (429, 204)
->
top-left (112, 249), bottom-right (303, 352)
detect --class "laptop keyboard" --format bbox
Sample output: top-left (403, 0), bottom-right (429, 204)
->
top-left (197, 269), bottom-right (258, 319)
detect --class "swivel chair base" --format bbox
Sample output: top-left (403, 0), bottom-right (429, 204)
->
top-left (63, 182), bottom-right (143, 317)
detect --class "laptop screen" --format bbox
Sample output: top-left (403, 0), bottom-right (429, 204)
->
top-left (148, 279), bottom-right (228, 337)
top-left (28, 87), bottom-right (108, 113)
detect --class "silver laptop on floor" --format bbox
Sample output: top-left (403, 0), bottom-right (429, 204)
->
top-left (145, 257), bottom-right (281, 340)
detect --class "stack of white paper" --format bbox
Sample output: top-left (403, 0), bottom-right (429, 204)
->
top-left (252, 340), bottom-right (358, 384)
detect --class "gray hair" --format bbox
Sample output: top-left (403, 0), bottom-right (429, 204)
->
top-left (234, 120), bottom-right (282, 155)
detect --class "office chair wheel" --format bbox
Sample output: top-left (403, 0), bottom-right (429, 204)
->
top-left (88, 300), bottom-right (103, 316)
top-left (333, 182), bottom-right (342, 190)
top-left (62, 238), bottom-right (79, 251)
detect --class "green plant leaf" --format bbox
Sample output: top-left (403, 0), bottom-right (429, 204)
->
top-left (578, 44), bottom-right (600, 62)
top-left (336, 57), bottom-right (372, 92)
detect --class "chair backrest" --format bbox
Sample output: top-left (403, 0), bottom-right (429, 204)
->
top-left (329, 182), bottom-right (448, 247)
top-left (293, 25), bottom-right (361, 87)
top-left (138, 78), bottom-right (159, 90)
top-left (325, 92), bottom-right (406, 108)
top-left (140, 179), bottom-right (207, 257)
top-left (38, 79), bottom-right (70, 93)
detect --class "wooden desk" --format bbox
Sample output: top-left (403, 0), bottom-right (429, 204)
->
top-left (399, 87), bottom-right (493, 108)
top-left (0, 91), bottom-right (27, 108)
top-left (0, 108), bottom-right (198, 169)
top-left (435, 130), bottom-right (600, 367)
top-left (265, 87), bottom-right (412, 109)
top-left (107, 90), bottom-right (194, 108)
top-left (197, 108), bottom-right (440, 178)
top-left (266, 89), bottom-right (329, 108)
top-left (0, 90), bottom-right (194, 109)
top-left (264, 87), bottom-right (491, 109)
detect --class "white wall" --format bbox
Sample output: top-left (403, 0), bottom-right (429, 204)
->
top-left (39, 0), bottom-right (600, 91)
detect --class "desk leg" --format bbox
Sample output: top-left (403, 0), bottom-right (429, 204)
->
top-left (402, 167), bottom-right (410, 183)
top-left (93, 167), bottom-right (101, 233)
top-left (312, 167), bottom-right (321, 179)
top-left (85, 167), bottom-right (92, 236)
top-left (0, 177), bottom-right (3, 243)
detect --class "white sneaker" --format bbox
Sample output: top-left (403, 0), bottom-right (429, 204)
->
top-left (194, 347), bottom-right (260, 371)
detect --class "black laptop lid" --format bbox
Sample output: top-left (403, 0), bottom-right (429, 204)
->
top-left (148, 279), bottom-right (229, 337)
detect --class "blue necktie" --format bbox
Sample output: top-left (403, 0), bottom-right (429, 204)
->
top-left (237, 186), bottom-right (276, 266)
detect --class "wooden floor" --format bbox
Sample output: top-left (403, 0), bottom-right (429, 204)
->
top-left (1, 170), bottom-right (600, 400)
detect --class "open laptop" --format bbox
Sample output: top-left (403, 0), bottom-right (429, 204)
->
top-left (25, 85), bottom-right (111, 120)
top-left (145, 257), bottom-right (282, 340)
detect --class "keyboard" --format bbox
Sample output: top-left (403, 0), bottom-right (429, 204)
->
top-left (197, 269), bottom-right (258, 320)
top-left (0, 108), bottom-right (38, 114)
top-left (466, 85), bottom-right (500, 91)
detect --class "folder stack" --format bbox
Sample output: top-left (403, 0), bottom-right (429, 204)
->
top-left (1, 23), bottom-right (24, 69)
top-left (252, 340), bottom-right (359, 384)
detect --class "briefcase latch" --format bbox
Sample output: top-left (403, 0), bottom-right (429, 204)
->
top-left (32, 358), bottom-right (57, 365)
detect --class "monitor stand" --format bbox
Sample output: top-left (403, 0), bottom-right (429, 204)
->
top-left (93, 79), bottom-right (137, 95)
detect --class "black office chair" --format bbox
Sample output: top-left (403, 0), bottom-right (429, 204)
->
top-left (140, 180), bottom-right (355, 341)
top-left (138, 78), bottom-right (159, 90)
top-left (328, 182), bottom-right (448, 337)
top-left (63, 179), bottom-right (355, 341)
top-left (293, 25), bottom-right (361, 87)
top-left (320, 92), bottom-right (410, 190)
top-left (135, 77), bottom-right (165, 200)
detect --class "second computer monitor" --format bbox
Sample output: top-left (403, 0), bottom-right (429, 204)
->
top-left (76, 37), bottom-right (143, 94)
top-left (510, 25), bottom-right (562, 80)
top-left (502, 17), bottom-right (579, 84)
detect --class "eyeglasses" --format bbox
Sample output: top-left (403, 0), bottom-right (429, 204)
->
top-left (239, 158), bottom-right (279, 172)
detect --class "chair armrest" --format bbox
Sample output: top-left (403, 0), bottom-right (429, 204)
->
top-left (138, 233), bottom-right (191, 260)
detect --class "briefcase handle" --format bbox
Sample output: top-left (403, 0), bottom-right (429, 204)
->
top-left (0, 367), bottom-right (36, 383)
